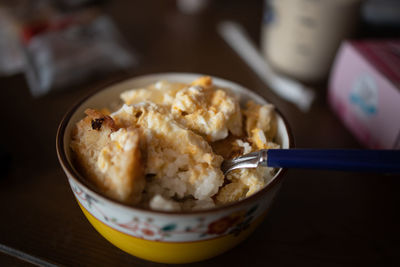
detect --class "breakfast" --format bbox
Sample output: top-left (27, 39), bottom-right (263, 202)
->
top-left (70, 76), bottom-right (280, 211)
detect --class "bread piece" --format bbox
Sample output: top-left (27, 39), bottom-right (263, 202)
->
top-left (70, 109), bottom-right (117, 180)
top-left (190, 76), bottom-right (213, 89)
top-left (215, 180), bottom-right (248, 204)
top-left (111, 102), bottom-right (224, 201)
top-left (216, 167), bottom-right (271, 204)
top-left (71, 109), bottom-right (145, 204)
top-left (120, 80), bottom-right (185, 106)
top-left (244, 101), bottom-right (277, 140)
top-left (243, 101), bottom-right (278, 150)
top-left (97, 127), bottom-right (145, 204)
top-left (211, 134), bottom-right (245, 160)
top-left (171, 81), bottom-right (242, 141)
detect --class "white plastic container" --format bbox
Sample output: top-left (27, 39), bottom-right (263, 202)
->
top-left (261, 0), bottom-right (363, 83)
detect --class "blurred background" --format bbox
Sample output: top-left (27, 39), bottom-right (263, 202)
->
top-left (0, 0), bottom-right (399, 266)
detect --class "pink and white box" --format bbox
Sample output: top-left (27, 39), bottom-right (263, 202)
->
top-left (328, 40), bottom-right (400, 149)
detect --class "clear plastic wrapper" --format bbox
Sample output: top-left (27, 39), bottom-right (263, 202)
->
top-left (23, 13), bottom-right (137, 97)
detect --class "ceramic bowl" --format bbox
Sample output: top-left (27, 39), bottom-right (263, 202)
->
top-left (56, 73), bottom-right (293, 264)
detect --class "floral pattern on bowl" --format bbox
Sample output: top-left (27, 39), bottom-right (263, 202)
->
top-left (69, 177), bottom-right (272, 242)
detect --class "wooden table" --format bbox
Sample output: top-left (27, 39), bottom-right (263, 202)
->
top-left (1, 1), bottom-right (399, 266)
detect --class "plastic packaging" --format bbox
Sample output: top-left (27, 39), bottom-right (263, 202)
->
top-left (23, 13), bottom-right (137, 97)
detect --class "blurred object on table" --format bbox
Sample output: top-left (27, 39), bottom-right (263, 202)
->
top-left (23, 10), bottom-right (137, 97)
top-left (261, 0), bottom-right (364, 84)
top-left (0, 7), bottom-right (25, 76)
top-left (328, 40), bottom-right (400, 149)
top-left (0, 0), bottom-right (136, 97)
top-left (362, 0), bottom-right (400, 27)
top-left (218, 21), bottom-right (315, 112)
top-left (53, 0), bottom-right (107, 11)
top-left (176, 0), bottom-right (210, 14)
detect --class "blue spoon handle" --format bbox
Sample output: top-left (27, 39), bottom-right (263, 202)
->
top-left (264, 149), bottom-right (400, 173)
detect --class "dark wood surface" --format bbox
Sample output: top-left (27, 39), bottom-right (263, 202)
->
top-left (1, 1), bottom-right (399, 266)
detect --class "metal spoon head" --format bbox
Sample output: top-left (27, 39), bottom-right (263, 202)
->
top-left (221, 151), bottom-right (262, 175)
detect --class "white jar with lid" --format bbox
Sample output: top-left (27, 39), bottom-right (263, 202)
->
top-left (261, 0), bottom-right (363, 83)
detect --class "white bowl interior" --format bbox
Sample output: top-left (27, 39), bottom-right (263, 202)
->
top-left (63, 73), bottom-right (290, 180)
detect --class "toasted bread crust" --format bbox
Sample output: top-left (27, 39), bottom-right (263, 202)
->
top-left (70, 109), bottom-right (145, 204)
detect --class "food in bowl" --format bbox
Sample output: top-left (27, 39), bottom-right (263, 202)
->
top-left (57, 74), bottom-right (292, 264)
top-left (70, 76), bottom-right (280, 211)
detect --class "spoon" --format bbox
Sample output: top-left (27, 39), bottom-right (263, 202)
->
top-left (221, 149), bottom-right (400, 175)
